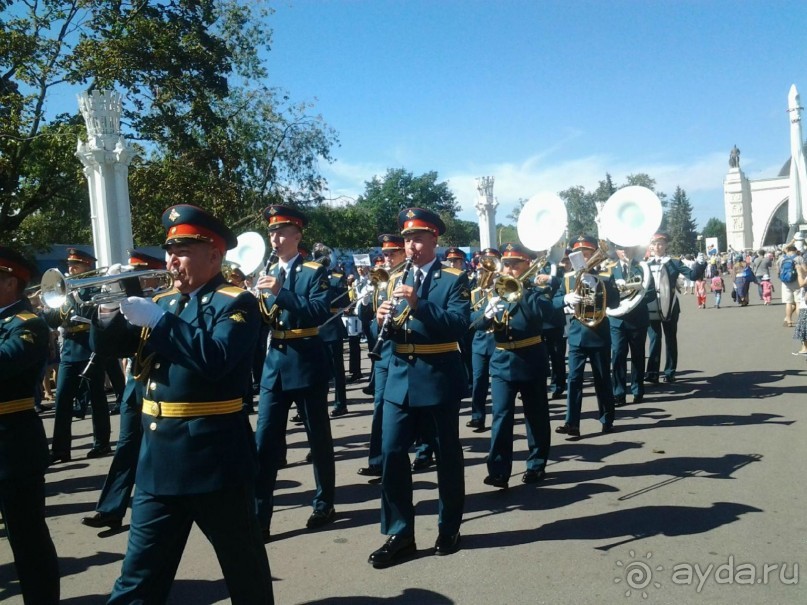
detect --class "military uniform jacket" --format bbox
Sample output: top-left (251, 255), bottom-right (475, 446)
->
top-left (553, 271), bottom-right (620, 348)
top-left (91, 274), bottom-right (260, 495)
top-left (482, 288), bottom-right (552, 383)
top-left (42, 290), bottom-right (94, 362)
top-left (259, 257), bottom-right (331, 390)
top-left (538, 265), bottom-right (565, 330)
top-left (0, 300), bottom-right (50, 481)
top-left (647, 257), bottom-right (706, 320)
top-left (608, 261), bottom-right (657, 330)
top-left (362, 275), bottom-right (395, 369)
top-left (470, 288), bottom-right (496, 356)
top-left (382, 263), bottom-right (470, 408)
top-left (319, 270), bottom-right (348, 343)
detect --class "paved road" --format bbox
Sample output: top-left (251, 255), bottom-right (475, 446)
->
top-left (2, 293), bottom-right (806, 604)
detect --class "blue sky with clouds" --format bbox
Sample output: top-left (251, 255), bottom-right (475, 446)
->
top-left (263, 0), bottom-right (807, 228)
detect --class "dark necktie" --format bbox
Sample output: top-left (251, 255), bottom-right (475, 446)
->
top-left (623, 262), bottom-right (630, 277)
top-left (278, 267), bottom-right (287, 289)
top-left (413, 269), bottom-right (423, 295)
top-left (176, 293), bottom-right (190, 315)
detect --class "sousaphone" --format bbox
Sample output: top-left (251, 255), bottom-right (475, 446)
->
top-left (224, 231), bottom-right (266, 279)
top-left (599, 186), bottom-right (663, 319)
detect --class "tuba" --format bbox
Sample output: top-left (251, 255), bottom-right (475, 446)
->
top-left (224, 231), bottom-right (266, 280)
top-left (572, 241), bottom-right (611, 327)
top-left (575, 186), bottom-right (663, 324)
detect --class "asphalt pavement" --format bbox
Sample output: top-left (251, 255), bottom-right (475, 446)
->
top-left (1, 292), bottom-right (806, 604)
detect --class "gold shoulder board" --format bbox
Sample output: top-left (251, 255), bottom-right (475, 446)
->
top-left (442, 267), bottom-right (463, 276)
top-left (15, 312), bottom-right (37, 321)
top-left (303, 261), bottom-right (322, 270)
top-left (153, 288), bottom-right (179, 302)
top-left (217, 285), bottom-right (247, 298)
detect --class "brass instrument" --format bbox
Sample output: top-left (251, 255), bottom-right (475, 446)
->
top-left (224, 231), bottom-right (266, 280)
top-left (469, 255), bottom-right (502, 311)
top-left (572, 241), bottom-right (610, 327)
top-left (492, 256), bottom-right (548, 305)
top-left (40, 267), bottom-right (175, 309)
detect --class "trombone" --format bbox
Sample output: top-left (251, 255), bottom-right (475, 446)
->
top-left (470, 255), bottom-right (502, 311)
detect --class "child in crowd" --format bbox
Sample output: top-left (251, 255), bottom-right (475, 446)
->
top-left (695, 278), bottom-right (707, 309)
top-left (794, 265), bottom-right (807, 356)
top-left (711, 273), bottom-right (725, 308)
top-left (760, 274), bottom-right (774, 306)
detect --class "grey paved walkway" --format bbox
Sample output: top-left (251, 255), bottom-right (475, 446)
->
top-left (2, 294), bottom-right (806, 604)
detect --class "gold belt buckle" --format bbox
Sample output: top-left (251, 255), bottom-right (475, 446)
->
top-left (149, 401), bottom-right (161, 418)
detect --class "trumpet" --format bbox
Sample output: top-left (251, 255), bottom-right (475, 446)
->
top-left (491, 256), bottom-right (548, 305)
top-left (40, 267), bottom-right (176, 309)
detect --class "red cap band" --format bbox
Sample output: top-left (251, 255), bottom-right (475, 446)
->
top-left (402, 219), bottom-right (438, 235)
top-left (267, 214), bottom-right (304, 229)
top-left (0, 260), bottom-right (31, 284)
top-left (166, 224), bottom-right (226, 253)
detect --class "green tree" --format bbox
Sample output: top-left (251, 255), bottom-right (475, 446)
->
top-left (666, 186), bottom-right (698, 254)
top-left (1, 1), bottom-right (337, 248)
top-left (701, 217), bottom-right (727, 253)
top-left (354, 168), bottom-right (460, 235)
top-left (560, 185), bottom-right (597, 238)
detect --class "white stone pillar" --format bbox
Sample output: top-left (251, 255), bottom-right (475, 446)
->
top-left (723, 167), bottom-right (753, 251)
top-left (787, 84), bottom-right (807, 238)
top-left (76, 90), bottom-right (134, 268)
top-left (475, 177), bottom-right (497, 249)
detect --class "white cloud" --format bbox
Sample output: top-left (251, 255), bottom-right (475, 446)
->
top-left (318, 150), bottom-right (771, 229)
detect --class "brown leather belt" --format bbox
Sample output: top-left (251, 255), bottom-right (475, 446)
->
top-left (142, 398), bottom-right (243, 418)
top-left (496, 335), bottom-right (543, 350)
top-left (0, 398), bottom-right (35, 415)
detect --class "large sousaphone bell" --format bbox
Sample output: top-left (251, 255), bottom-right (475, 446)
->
top-left (600, 186), bottom-right (663, 319)
top-left (224, 231), bottom-right (266, 279)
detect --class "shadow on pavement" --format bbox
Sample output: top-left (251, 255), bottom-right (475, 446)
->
top-left (301, 588), bottom-right (454, 604)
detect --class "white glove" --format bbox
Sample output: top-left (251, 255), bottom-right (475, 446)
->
top-left (697, 253), bottom-right (706, 264)
top-left (582, 274), bottom-right (597, 289)
top-left (615, 278), bottom-right (627, 287)
top-left (106, 263), bottom-right (123, 275)
top-left (564, 292), bottom-right (582, 306)
top-left (484, 296), bottom-right (502, 319)
top-left (120, 296), bottom-right (166, 328)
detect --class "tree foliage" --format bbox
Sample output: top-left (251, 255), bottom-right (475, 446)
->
top-left (701, 217), bottom-right (727, 253)
top-left (666, 186), bottom-right (698, 254)
top-left (1, 0), bottom-right (338, 248)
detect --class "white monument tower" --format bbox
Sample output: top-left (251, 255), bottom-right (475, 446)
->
top-left (787, 84), bottom-right (807, 240)
top-left (76, 90), bottom-right (134, 267)
top-left (475, 176), bottom-right (498, 250)
top-left (723, 144), bottom-right (753, 252)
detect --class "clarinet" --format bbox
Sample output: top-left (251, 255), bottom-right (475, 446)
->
top-left (258, 249), bottom-right (281, 323)
top-left (368, 256), bottom-right (413, 361)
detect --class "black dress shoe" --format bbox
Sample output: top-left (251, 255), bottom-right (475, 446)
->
top-left (49, 451), bottom-right (71, 465)
top-left (614, 396), bottom-right (627, 407)
top-left (466, 418), bottom-right (482, 428)
top-left (109, 404), bottom-right (121, 415)
top-left (411, 457), bottom-right (435, 472)
top-left (306, 506), bottom-right (335, 529)
top-left (663, 374), bottom-right (676, 383)
top-left (483, 474), bottom-right (509, 489)
top-left (555, 423), bottom-right (580, 437)
top-left (261, 528), bottom-right (272, 544)
top-left (434, 532), bottom-right (461, 556)
top-left (86, 444), bottom-right (112, 459)
top-left (646, 375), bottom-right (659, 384)
top-left (601, 423), bottom-right (614, 434)
top-left (290, 414), bottom-right (304, 424)
top-left (632, 394), bottom-right (644, 404)
top-left (81, 512), bottom-right (122, 530)
top-left (550, 391), bottom-right (566, 400)
top-left (368, 535), bottom-right (416, 568)
top-left (521, 468), bottom-right (546, 484)
top-left (361, 385), bottom-right (374, 395)
top-left (330, 407), bottom-right (348, 418)
top-left (346, 374), bottom-right (364, 384)
top-left (357, 465), bottom-right (382, 477)
top-left (305, 451), bottom-right (313, 463)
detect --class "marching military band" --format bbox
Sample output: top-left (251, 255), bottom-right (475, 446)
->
top-left (0, 194), bottom-right (710, 602)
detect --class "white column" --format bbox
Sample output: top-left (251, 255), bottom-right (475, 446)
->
top-left (75, 90), bottom-right (134, 268)
top-left (475, 176), bottom-right (498, 249)
top-left (723, 167), bottom-right (753, 251)
top-left (787, 85), bottom-right (807, 234)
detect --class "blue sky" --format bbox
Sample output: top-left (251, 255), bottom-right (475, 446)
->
top-left (262, 0), bottom-right (807, 229)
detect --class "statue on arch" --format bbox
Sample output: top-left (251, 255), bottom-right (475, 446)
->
top-left (729, 145), bottom-right (741, 169)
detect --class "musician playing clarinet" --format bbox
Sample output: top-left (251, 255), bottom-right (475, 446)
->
top-left (254, 205), bottom-right (336, 541)
top-left (368, 207), bottom-right (470, 568)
